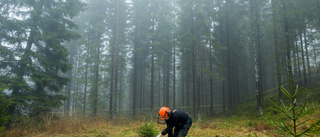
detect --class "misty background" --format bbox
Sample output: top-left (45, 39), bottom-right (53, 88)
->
top-left (1, 0), bottom-right (320, 120)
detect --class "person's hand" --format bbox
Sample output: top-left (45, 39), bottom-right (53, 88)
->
top-left (156, 133), bottom-right (163, 137)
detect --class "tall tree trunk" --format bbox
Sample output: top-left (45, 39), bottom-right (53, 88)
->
top-left (293, 39), bottom-right (298, 78)
top-left (282, 0), bottom-right (293, 92)
top-left (195, 1), bottom-right (201, 121)
top-left (93, 46), bottom-right (100, 117)
top-left (186, 68), bottom-right (190, 107)
top-left (119, 66), bottom-right (123, 114)
top-left (173, 36), bottom-right (176, 109)
top-left (304, 30), bottom-right (311, 85)
top-left (74, 46), bottom-right (80, 116)
top-left (196, 39), bottom-right (201, 121)
top-left (250, 0), bottom-right (263, 115)
top-left (109, 49), bottom-right (114, 119)
top-left (140, 53), bottom-right (145, 109)
top-left (299, 31), bottom-right (307, 86)
top-left (166, 55), bottom-right (170, 107)
top-left (294, 37), bottom-right (302, 85)
top-left (225, 0), bottom-right (233, 113)
top-left (150, 17), bottom-right (155, 111)
top-left (83, 59), bottom-right (89, 115)
top-left (66, 41), bottom-right (77, 116)
top-left (163, 63), bottom-right (166, 106)
top-left (218, 16), bottom-right (226, 117)
top-left (209, 41), bottom-right (213, 116)
top-left (255, 1), bottom-right (264, 104)
top-left (181, 69), bottom-right (185, 109)
top-left (312, 44), bottom-right (318, 71)
top-left (132, 42), bottom-right (138, 117)
top-left (192, 18), bottom-right (196, 118)
top-left (66, 55), bottom-right (73, 116)
top-left (222, 79), bottom-right (226, 117)
top-left (158, 65), bottom-right (161, 106)
top-left (113, 0), bottom-right (120, 119)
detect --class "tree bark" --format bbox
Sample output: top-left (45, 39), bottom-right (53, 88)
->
top-left (113, 0), bottom-right (120, 119)
top-left (150, 17), bottom-right (155, 111)
top-left (83, 58), bottom-right (88, 115)
top-left (304, 30), bottom-right (311, 79)
top-left (109, 47), bottom-right (114, 118)
top-left (209, 41), bottom-right (213, 116)
top-left (282, 0), bottom-right (293, 92)
top-left (92, 45), bottom-right (100, 117)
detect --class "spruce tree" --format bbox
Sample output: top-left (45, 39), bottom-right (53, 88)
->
top-left (0, 0), bottom-right (84, 116)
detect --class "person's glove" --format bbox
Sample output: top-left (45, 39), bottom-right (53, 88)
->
top-left (156, 133), bottom-right (163, 137)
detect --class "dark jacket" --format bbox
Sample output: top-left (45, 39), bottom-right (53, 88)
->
top-left (161, 109), bottom-right (190, 135)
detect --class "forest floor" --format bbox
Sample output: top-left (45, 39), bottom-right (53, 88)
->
top-left (2, 84), bottom-right (320, 137)
top-left (2, 116), bottom-right (275, 137)
top-left (3, 111), bottom-right (320, 137)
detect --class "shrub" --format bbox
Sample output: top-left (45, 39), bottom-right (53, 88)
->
top-left (136, 122), bottom-right (158, 137)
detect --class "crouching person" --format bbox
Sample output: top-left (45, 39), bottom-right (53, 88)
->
top-left (156, 107), bottom-right (192, 137)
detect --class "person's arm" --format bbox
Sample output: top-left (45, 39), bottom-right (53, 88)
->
top-left (161, 119), bottom-right (176, 135)
top-left (167, 127), bottom-right (173, 137)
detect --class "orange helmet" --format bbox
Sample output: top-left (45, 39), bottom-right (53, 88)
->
top-left (159, 107), bottom-right (170, 120)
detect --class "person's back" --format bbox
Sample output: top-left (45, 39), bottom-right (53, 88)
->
top-left (157, 107), bottom-right (192, 137)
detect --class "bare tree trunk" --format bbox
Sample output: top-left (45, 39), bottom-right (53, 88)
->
top-left (109, 49), bottom-right (114, 119)
top-left (158, 66), bottom-right (161, 107)
top-left (312, 44), bottom-right (318, 72)
top-left (132, 35), bottom-right (139, 117)
top-left (299, 32), bottom-right (307, 86)
top-left (181, 69), bottom-right (185, 109)
top-left (304, 30), bottom-right (311, 85)
top-left (163, 63), bottom-right (166, 106)
top-left (250, 0), bottom-right (263, 115)
top-left (225, 0), bottom-right (233, 113)
top-left (271, 0), bottom-right (282, 102)
top-left (209, 41), bottom-right (213, 116)
top-left (83, 59), bottom-right (88, 116)
top-left (255, 1), bottom-right (264, 104)
top-left (166, 55), bottom-right (170, 107)
top-left (113, 0), bottom-right (120, 119)
top-left (118, 66), bottom-right (123, 114)
top-left (66, 49), bottom-right (74, 116)
top-left (194, 1), bottom-right (201, 121)
top-left (93, 46), bottom-right (100, 117)
top-left (222, 80), bottom-right (226, 117)
top-left (132, 56), bottom-right (137, 116)
top-left (282, 0), bottom-right (294, 94)
top-left (192, 22), bottom-right (196, 119)
top-left (293, 39), bottom-right (298, 78)
top-left (196, 38), bottom-right (201, 121)
top-left (294, 36), bottom-right (302, 85)
top-left (150, 17), bottom-right (155, 111)
top-left (186, 68), bottom-right (190, 108)
top-left (173, 36), bottom-right (176, 109)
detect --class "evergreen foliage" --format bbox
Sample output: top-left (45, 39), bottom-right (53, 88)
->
top-left (0, 0), bottom-right (84, 116)
top-left (136, 122), bottom-right (158, 137)
top-left (265, 71), bottom-right (320, 136)
top-left (0, 86), bottom-right (13, 132)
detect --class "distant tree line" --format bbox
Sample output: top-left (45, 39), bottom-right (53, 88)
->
top-left (1, 0), bottom-right (320, 120)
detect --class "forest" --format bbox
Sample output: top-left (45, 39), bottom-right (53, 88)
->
top-left (1, 0), bottom-right (320, 136)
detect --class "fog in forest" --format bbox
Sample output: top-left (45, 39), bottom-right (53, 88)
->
top-left (1, 0), bottom-right (320, 121)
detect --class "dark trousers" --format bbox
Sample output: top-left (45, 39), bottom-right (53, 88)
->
top-left (170, 116), bottom-right (192, 137)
